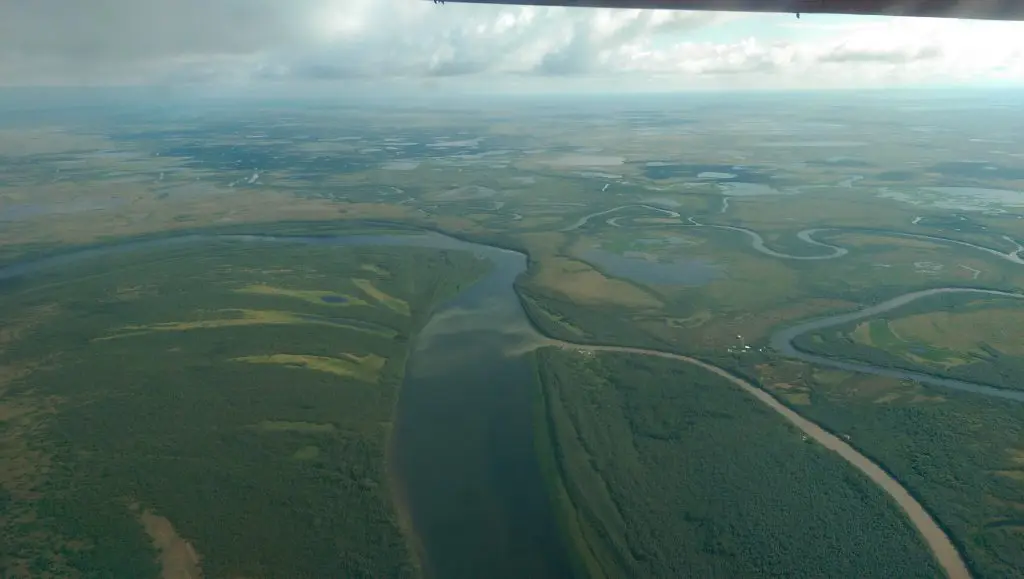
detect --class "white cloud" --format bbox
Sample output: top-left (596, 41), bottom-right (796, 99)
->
top-left (1, 0), bottom-right (1023, 90)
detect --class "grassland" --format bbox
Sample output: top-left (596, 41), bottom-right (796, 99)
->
top-left (0, 237), bottom-right (490, 578)
top-left (534, 348), bottom-right (941, 578)
top-left (889, 307), bottom-right (1024, 356)
top-left (796, 293), bottom-right (1024, 391)
top-left (352, 278), bottom-right (411, 315)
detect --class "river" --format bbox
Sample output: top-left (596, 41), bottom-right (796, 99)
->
top-left (769, 287), bottom-right (1024, 402)
top-left (544, 343), bottom-right (971, 579)
top-left (564, 205), bottom-right (1023, 264)
top-left (0, 230), bottom-right (571, 579)
top-left (0, 227), bottom-right (980, 579)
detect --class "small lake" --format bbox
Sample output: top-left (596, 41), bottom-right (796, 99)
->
top-left (582, 248), bottom-right (723, 285)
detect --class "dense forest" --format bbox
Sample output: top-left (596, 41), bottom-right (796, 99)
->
top-left (770, 362), bottom-right (1024, 579)
top-left (535, 348), bottom-right (941, 579)
top-left (0, 238), bottom-right (490, 578)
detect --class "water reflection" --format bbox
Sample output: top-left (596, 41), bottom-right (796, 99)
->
top-left (393, 244), bottom-right (571, 579)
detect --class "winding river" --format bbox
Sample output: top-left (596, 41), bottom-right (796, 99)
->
top-left (560, 204), bottom-right (680, 231)
top-left (571, 204), bottom-right (1023, 264)
top-left (568, 206), bottom-right (1024, 402)
top-left (681, 217), bottom-right (849, 260)
top-left (544, 342), bottom-right (971, 579)
top-left (680, 218), bottom-right (1024, 264)
top-left (770, 288), bottom-right (1024, 402)
top-left (0, 224), bottom-right (985, 579)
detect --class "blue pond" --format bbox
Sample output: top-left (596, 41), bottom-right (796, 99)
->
top-left (320, 295), bottom-right (348, 304)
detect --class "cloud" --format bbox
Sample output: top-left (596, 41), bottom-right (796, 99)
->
top-left (1, 0), bottom-right (1023, 89)
top-left (818, 44), bottom-right (942, 64)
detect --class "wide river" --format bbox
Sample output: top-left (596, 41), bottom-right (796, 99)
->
top-left (0, 226), bottom-right (991, 579)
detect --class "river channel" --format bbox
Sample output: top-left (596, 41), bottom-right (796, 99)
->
top-left (0, 227), bottom-right (988, 579)
top-left (0, 230), bottom-right (570, 579)
top-left (770, 287), bottom-right (1024, 402)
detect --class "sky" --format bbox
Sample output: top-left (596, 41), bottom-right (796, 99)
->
top-left (2, 0), bottom-right (1024, 92)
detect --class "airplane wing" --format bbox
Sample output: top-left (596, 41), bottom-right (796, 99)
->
top-left (434, 0), bottom-right (1024, 21)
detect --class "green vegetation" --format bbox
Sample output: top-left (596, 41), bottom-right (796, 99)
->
top-left (535, 348), bottom-right (941, 579)
top-left (0, 237), bottom-right (490, 578)
top-left (8, 95), bottom-right (1024, 579)
top-left (232, 353), bottom-right (387, 383)
top-left (97, 308), bottom-right (398, 340)
top-left (353, 278), bottom-right (411, 315)
top-left (795, 293), bottom-right (1024, 391)
top-left (254, 421), bottom-right (337, 433)
top-left (234, 283), bottom-right (371, 307)
top-left (756, 360), bottom-right (1024, 578)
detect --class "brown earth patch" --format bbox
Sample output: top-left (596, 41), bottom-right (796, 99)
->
top-left (135, 506), bottom-right (205, 579)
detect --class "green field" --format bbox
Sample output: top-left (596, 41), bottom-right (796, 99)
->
top-left (0, 239), bottom-right (490, 578)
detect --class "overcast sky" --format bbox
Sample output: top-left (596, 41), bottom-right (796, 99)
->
top-left (2, 0), bottom-right (1024, 92)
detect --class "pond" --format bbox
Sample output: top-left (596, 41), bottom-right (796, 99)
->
top-left (581, 247), bottom-right (723, 285)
